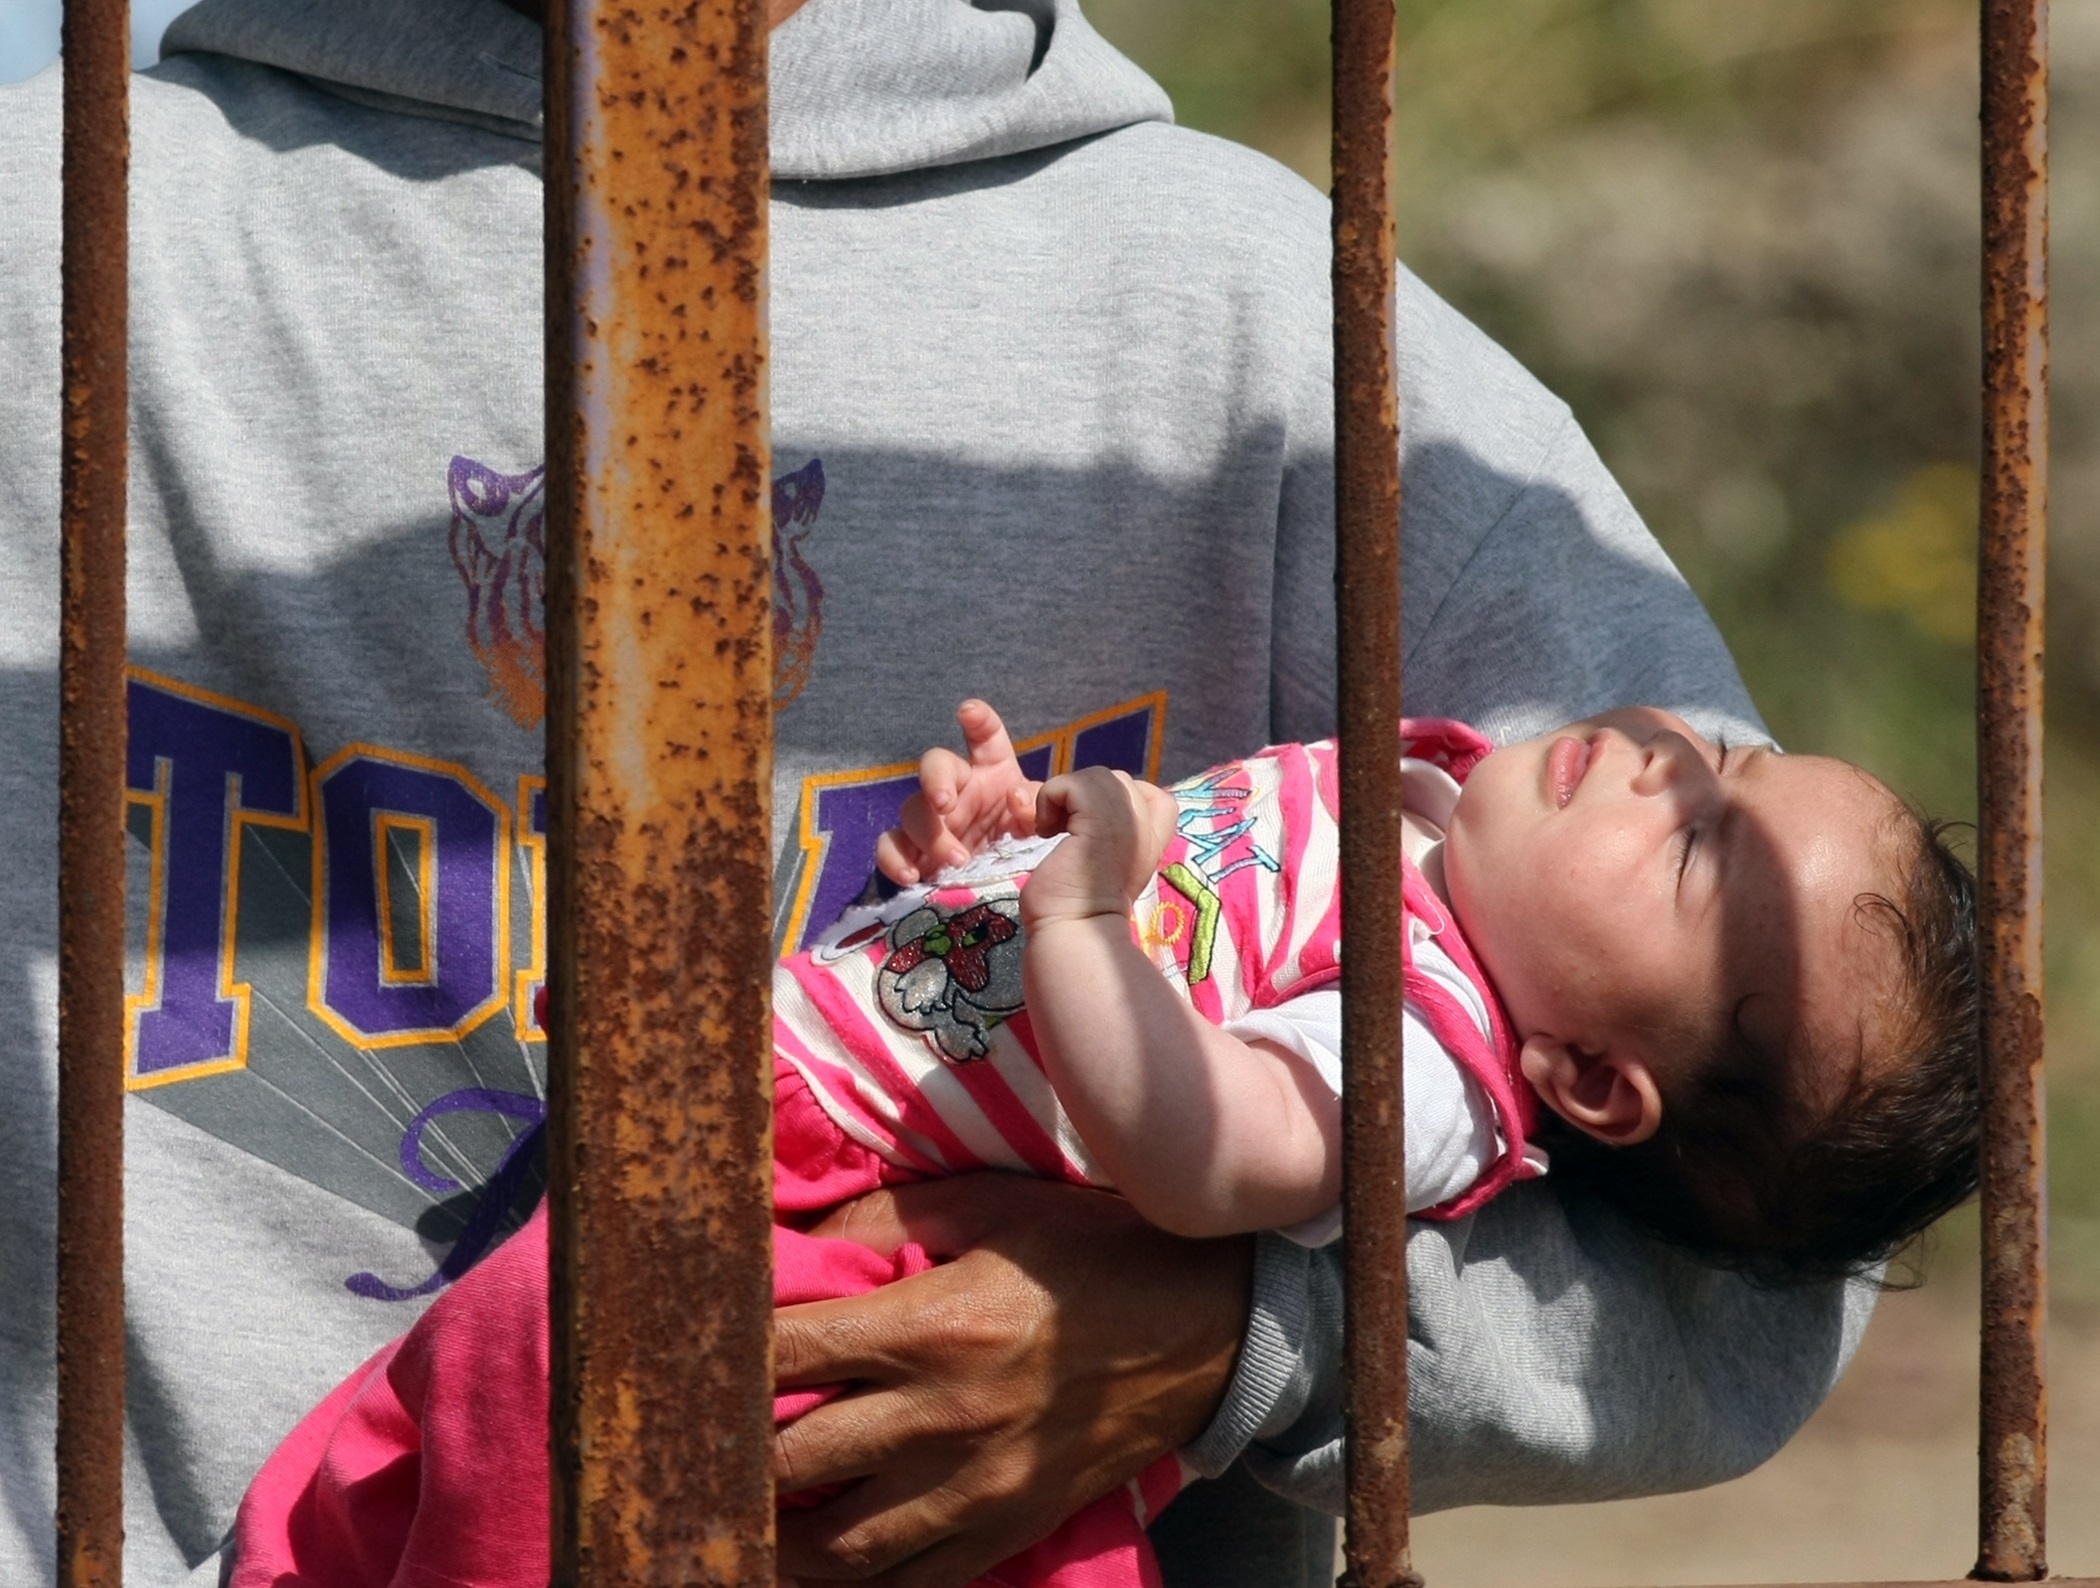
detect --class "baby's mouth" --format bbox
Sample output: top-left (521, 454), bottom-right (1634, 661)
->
top-left (1548, 734), bottom-right (1592, 809)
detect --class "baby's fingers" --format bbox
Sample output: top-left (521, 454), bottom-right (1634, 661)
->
top-left (914, 746), bottom-right (973, 821)
top-left (956, 699), bottom-right (1018, 771)
top-left (1033, 767), bottom-right (1125, 837)
top-left (894, 791), bottom-right (972, 875)
top-left (1032, 774), bottom-right (1078, 838)
top-left (875, 829), bottom-right (931, 887)
top-left (1005, 782), bottom-right (1041, 837)
top-left (1135, 779), bottom-right (1181, 857)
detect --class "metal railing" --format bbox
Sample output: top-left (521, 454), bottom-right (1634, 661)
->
top-left (45, 0), bottom-right (2071, 1585)
top-left (54, 0), bottom-right (128, 1581)
top-left (1975, 2), bottom-right (2051, 1576)
top-left (543, 1), bottom-right (776, 1578)
top-left (1329, 2), bottom-right (1413, 1584)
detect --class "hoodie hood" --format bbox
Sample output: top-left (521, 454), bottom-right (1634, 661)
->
top-left (159, 0), bottom-right (1173, 179)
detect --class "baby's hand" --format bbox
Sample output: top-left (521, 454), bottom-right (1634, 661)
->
top-left (875, 700), bottom-right (1041, 885)
top-left (1023, 767), bottom-right (1180, 928)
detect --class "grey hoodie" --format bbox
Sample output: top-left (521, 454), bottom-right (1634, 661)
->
top-left (0, 0), bottom-right (1874, 1581)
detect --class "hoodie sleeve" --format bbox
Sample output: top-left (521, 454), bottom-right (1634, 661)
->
top-left (1179, 1233), bottom-right (1341, 1493)
top-left (1187, 1185), bottom-right (1877, 1517)
top-left (1228, 267), bottom-right (1876, 1514)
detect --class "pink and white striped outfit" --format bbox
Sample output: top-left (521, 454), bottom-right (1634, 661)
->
top-left (773, 717), bottom-right (1540, 1228)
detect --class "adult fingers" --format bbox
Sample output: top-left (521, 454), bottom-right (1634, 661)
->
top-left (865, 1530), bottom-right (1051, 1588)
top-left (800, 1176), bottom-right (1018, 1259)
top-left (778, 1189), bottom-right (1089, 1390)
top-left (775, 1230), bottom-right (1029, 1391)
top-left (773, 1288), bottom-right (917, 1389)
top-left (790, 1533), bottom-right (1016, 1588)
top-left (773, 1384), bottom-right (943, 1495)
top-left (776, 1183), bottom-right (1249, 1586)
top-left (778, 1415), bottom-right (1072, 1588)
top-left (779, 1471), bottom-right (1052, 1588)
top-left (774, 1463), bottom-right (975, 1581)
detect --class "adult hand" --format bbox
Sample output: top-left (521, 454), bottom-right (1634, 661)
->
top-left (773, 1174), bottom-right (1253, 1587)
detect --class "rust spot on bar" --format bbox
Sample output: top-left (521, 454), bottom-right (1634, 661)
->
top-left (545, 0), bottom-right (774, 1583)
top-left (1332, 3), bottom-right (1418, 1588)
top-left (56, 0), bottom-right (130, 1583)
top-left (1975, 1), bottom-right (2049, 1582)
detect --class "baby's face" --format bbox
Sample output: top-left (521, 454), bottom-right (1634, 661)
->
top-left (1443, 708), bottom-right (1903, 1100)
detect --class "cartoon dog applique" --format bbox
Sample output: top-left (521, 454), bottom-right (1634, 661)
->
top-left (875, 895), bottom-right (1027, 1063)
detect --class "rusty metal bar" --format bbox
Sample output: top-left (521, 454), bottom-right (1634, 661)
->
top-left (55, 0), bottom-right (131, 1583)
top-left (543, 0), bottom-right (775, 1581)
top-left (1975, 0), bottom-right (2050, 1581)
top-left (1333, 1), bottom-right (1414, 1586)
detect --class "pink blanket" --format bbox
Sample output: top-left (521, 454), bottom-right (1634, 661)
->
top-left (229, 1059), bottom-right (1181, 1588)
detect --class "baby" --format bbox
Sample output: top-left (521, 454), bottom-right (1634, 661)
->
top-left (847, 698), bottom-right (1981, 1275)
top-left (230, 700), bottom-right (1981, 1588)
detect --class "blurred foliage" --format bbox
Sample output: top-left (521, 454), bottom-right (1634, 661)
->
top-left (1087, 0), bottom-right (2100, 1277)
top-left (1088, 0), bottom-right (1972, 190)
top-left (1828, 464), bottom-right (1978, 647)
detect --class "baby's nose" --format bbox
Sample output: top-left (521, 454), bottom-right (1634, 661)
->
top-left (1635, 730), bottom-right (1707, 795)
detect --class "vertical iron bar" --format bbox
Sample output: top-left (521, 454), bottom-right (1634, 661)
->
top-left (544, 0), bottom-right (775, 1581)
top-left (1333, 2), bottom-right (1415, 1587)
top-left (56, 1), bottom-right (130, 1584)
top-left (1976, 0), bottom-right (2049, 1580)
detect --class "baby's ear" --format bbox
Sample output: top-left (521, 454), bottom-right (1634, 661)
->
top-left (1519, 1036), bottom-right (1662, 1146)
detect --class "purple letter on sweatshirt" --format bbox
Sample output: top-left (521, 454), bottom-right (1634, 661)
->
top-left (313, 752), bottom-right (506, 1043)
top-left (127, 676), bottom-right (306, 1082)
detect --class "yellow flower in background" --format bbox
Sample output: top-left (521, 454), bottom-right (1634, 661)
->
top-left (1827, 462), bottom-right (1978, 644)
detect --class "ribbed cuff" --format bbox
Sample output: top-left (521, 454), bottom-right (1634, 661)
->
top-left (1180, 1232), bottom-right (1313, 1477)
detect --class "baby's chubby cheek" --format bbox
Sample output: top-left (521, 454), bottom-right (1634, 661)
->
top-left (1443, 807), bottom-right (1605, 1033)
top-left (1441, 826), bottom-right (1525, 976)
top-left (1442, 781), bottom-right (1548, 929)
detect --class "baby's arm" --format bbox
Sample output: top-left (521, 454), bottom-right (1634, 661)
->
top-left (1021, 767), bottom-right (1341, 1239)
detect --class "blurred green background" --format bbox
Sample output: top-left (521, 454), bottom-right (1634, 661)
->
top-left (1082, 0), bottom-right (2098, 1579)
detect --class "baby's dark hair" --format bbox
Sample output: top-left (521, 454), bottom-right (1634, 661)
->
top-left (1542, 808), bottom-right (1981, 1284)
